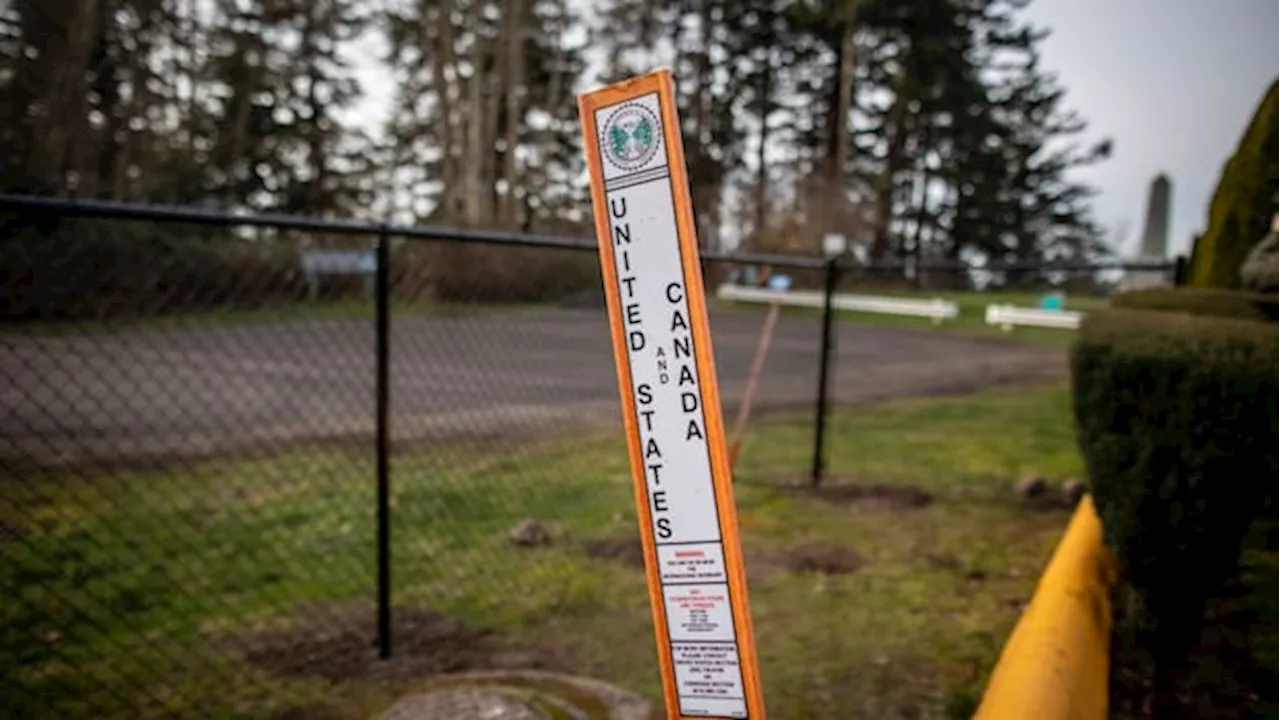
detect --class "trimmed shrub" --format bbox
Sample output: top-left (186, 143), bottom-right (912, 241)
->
top-left (1187, 79), bottom-right (1278, 288)
top-left (1111, 287), bottom-right (1278, 322)
top-left (1071, 309), bottom-right (1278, 670)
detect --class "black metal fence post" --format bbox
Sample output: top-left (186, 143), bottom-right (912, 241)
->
top-left (1173, 254), bottom-right (1188, 286)
top-left (375, 227), bottom-right (392, 660)
top-left (811, 258), bottom-right (840, 487)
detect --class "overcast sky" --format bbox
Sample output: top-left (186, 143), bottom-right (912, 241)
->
top-left (1023, 0), bottom-right (1278, 258)
top-left (348, 1), bottom-right (1278, 256)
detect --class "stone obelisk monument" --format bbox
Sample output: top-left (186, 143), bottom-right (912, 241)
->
top-left (1122, 173), bottom-right (1173, 290)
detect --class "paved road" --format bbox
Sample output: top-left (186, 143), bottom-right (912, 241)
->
top-left (0, 309), bottom-right (1062, 467)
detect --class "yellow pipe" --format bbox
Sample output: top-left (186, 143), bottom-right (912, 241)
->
top-left (973, 494), bottom-right (1116, 720)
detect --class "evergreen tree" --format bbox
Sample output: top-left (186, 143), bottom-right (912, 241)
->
top-left (196, 0), bottom-right (370, 215)
top-left (200, 0), bottom-right (301, 211)
top-left (839, 0), bottom-right (1111, 280)
top-left (593, 0), bottom-right (758, 250)
top-left (385, 0), bottom-right (583, 231)
top-left (0, 0), bottom-right (1113, 265)
top-left (0, 0), bottom-right (185, 200)
top-left (277, 0), bottom-right (371, 217)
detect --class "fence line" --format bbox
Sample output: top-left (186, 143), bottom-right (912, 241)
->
top-left (0, 192), bottom-right (1179, 274)
top-left (1, 193), bottom-right (1181, 717)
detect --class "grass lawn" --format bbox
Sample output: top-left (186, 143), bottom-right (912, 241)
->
top-left (717, 289), bottom-right (1110, 347)
top-left (2, 384), bottom-right (1084, 719)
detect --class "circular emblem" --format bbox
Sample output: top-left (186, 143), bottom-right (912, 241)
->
top-left (601, 103), bottom-right (661, 171)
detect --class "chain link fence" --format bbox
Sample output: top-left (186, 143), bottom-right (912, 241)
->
top-left (2, 195), bottom-right (1178, 718)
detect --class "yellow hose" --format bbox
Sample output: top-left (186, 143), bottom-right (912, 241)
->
top-left (973, 494), bottom-right (1116, 720)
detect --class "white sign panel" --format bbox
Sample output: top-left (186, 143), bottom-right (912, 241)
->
top-left (580, 70), bottom-right (764, 719)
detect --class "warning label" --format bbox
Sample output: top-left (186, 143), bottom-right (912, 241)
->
top-left (657, 543), bottom-right (727, 584)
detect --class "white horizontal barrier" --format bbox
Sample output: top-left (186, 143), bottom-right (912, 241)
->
top-left (984, 304), bottom-right (1082, 331)
top-left (716, 284), bottom-right (959, 324)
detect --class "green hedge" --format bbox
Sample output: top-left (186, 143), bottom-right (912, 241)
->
top-left (1188, 79), bottom-right (1278, 288)
top-left (1111, 287), bottom-right (1278, 322)
top-left (392, 243), bottom-right (601, 304)
top-left (1072, 308), bottom-right (1278, 665)
top-left (1, 216), bottom-right (305, 322)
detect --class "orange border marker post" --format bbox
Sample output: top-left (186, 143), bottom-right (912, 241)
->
top-left (578, 69), bottom-right (767, 720)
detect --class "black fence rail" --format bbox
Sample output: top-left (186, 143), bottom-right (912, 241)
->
top-left (1, 194), bottom-right (1178, 718)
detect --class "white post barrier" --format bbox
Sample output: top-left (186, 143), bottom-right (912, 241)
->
top-left (984, 304), bottom-right (1082, 331)
top-left (716, 284), bottom-right (959, 324)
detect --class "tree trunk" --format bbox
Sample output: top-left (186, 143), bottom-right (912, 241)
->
top-left (910, 151), bottom-right (933, 288)
top-left (822, 5), bottom-right (856, 234)
top-left (93, 1), bottom-right (123, 199)
top-left (872, 95), bottom-right (909, 260)
top-left (482, 58), bottom-right (501, 222)
top-left (910, 121), bottom-right (934, 262)
top-left (42, 0), bottom-right (99, 194)
top-left (301, 1), bottom-right (327, 214)
top-left (499, 0), bottom-right (523, 228)
top-left (462, 0), bottom-right (485, 225)
top-left (224, 36), bottom-right (255, 208)
top-left (185, 0), bottom-right (200, 160)
top-left (432, 1), bottom-right (459, 221)
top-left (691, 0), bottom-right (715, 249)
top-left (752, 33), bottom-right (773, 251)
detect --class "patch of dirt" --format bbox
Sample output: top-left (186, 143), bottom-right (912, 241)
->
top-left (783, 480), bottom-right (934, 511)
top-left (584, 536), bottom-right (646, 569)
top-left (1005, 597), bottom-right (1028, 612)
top-left (921, 552), bottom-right (986, 582)
top-left (270, 703), bottom-right (349, 720)
top-left (773, 542), bottom-right (864, 575)
top-left (923, 552), bottom-right (962, 571)
top-left (225, 601), bottom-right (568, 682)
top-left (1019, 495), bottom-right (1076, 513)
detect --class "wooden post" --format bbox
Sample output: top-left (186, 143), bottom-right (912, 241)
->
top-left (728, 300), bottom-right (781, 471)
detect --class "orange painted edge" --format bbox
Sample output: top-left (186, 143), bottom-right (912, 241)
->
top-left (577, 68), bottom-right (766, 720)
top-left (654, 69), bottom-right (767, 718)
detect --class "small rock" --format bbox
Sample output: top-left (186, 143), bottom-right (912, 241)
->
top-left (1014, 476), bottom-right (1047, 499)
top-left (508, 518), bottom-right (551, 547)
top-left (1061, 478), bottom-right (1087, 506)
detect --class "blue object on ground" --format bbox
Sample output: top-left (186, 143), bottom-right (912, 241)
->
top-left (1039, 292), bottom-right (1065, 311)
top-left (767, 274), bottom-right (792, 291)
